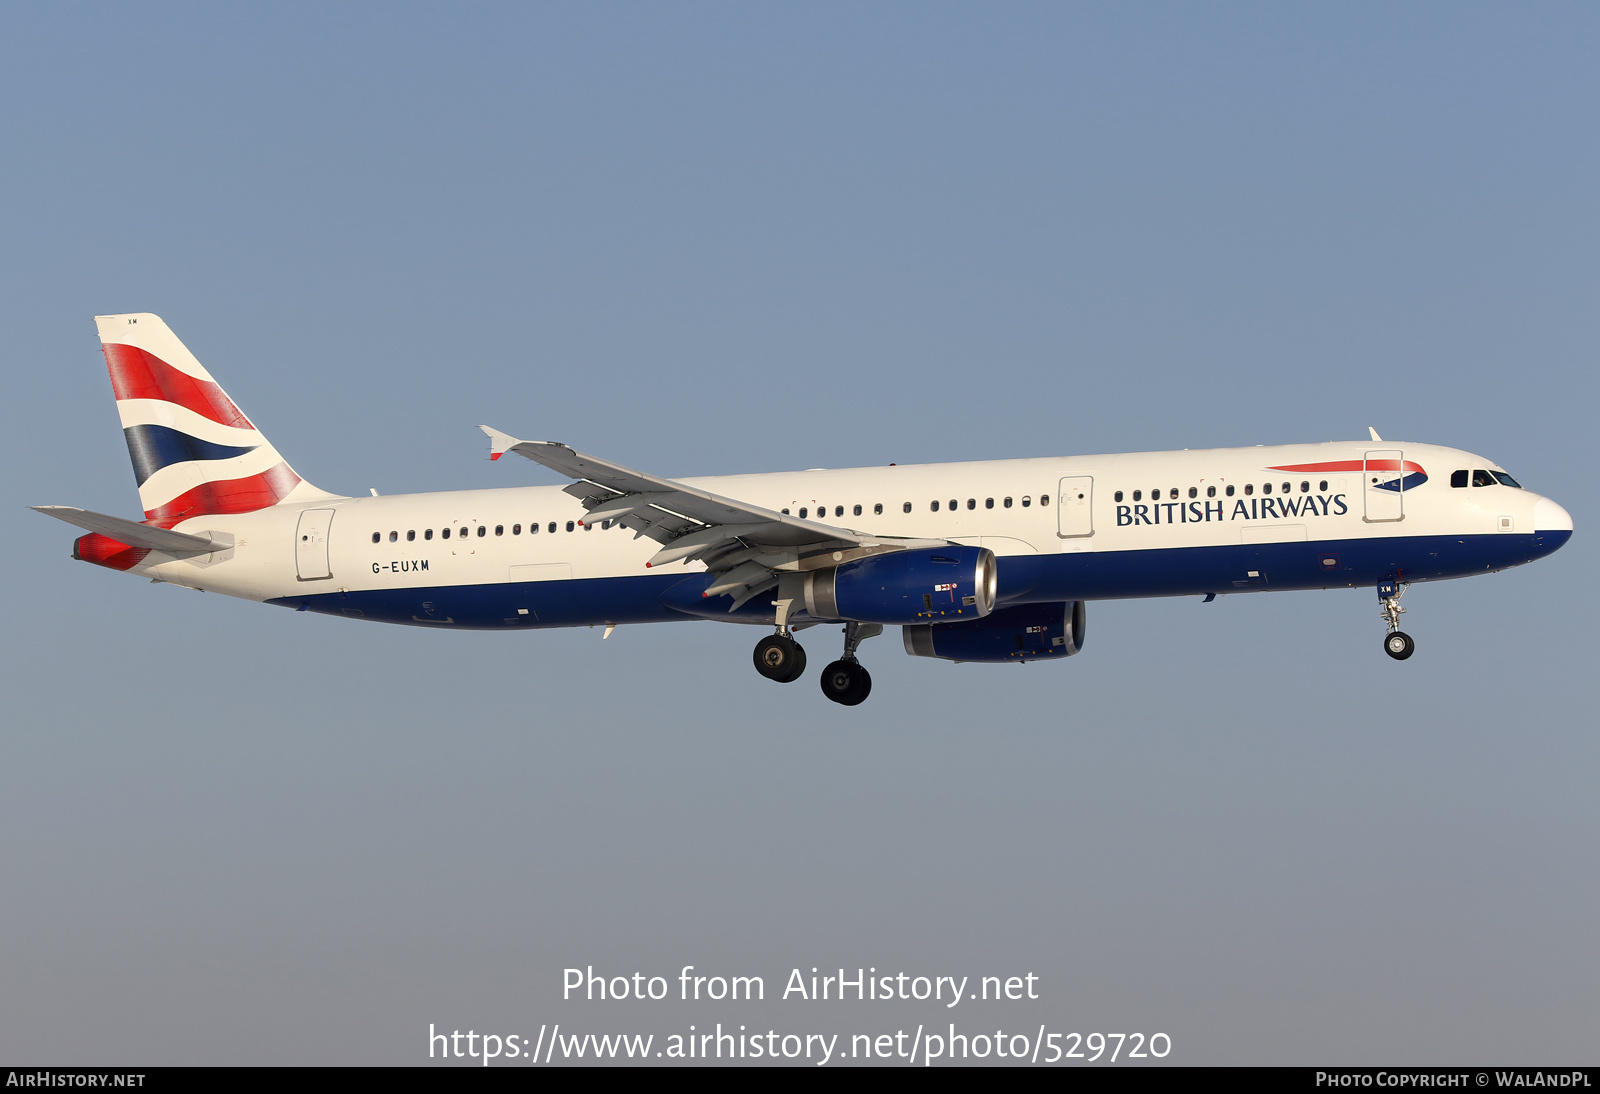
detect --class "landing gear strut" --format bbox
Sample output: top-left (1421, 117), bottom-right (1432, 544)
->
top-left (753, 593), bottom-right (808, 683)
top-left (820, 622), bottom-right (882, 706)
top-left (1378, 579), bottom-right (1414, 661)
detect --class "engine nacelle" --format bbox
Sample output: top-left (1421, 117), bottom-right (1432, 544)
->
top-left (804, 546), bottom-right (997, 625)
top-left (902, 600), bottom-right (1086, 663)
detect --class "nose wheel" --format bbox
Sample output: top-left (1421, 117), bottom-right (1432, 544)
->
top-left (1378, 579), bottom-right (1415, 661)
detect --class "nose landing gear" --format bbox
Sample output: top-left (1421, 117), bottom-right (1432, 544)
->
top-left (819, 622), bottom-right (882, 706)
top-left (1378, 579), bottom-right (1415, 661)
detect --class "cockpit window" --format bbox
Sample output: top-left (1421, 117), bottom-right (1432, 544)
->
top-left (1471, 469), bottom-right (1497, 487)
top-left (1492, 471), bottom-right (1522, 488)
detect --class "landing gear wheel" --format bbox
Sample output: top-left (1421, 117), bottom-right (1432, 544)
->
top-left (1384, 631), bottom-right (1415, 661)
top-left (754, 634), bottom-right (807, 682)
top-left (820, 659), bottom-right (872, 705)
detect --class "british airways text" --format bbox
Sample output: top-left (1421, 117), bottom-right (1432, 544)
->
top-left (1116, 494), bottom-right (1349, 527)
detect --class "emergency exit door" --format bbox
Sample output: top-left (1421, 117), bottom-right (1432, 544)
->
top-left (295, 508), bottom-right (335, 580)
top-left (1057, 477), bottom-right (1094, 537)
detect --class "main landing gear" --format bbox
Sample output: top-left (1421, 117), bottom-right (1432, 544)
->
top-left (819, 622), bottom-right (882, 706)
top-left (754, 593), bottom-right (809, 683)
top-left (1378, 579), bottom-right (1415, 661)
top-left (751, 620), bottom-right (883, 705)
top-left (753, 633), bottom-right (807, 682)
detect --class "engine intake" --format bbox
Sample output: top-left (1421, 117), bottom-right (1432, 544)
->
top-left (903, 601), bottom-right (1086, 663)
top-left (804, 546), bottom-right (996, 625)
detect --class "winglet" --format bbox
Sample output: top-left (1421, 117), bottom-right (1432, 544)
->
top-left (479, 425), bottom-right (522, 462)
top-left (1368, 426), bottom-right (1383, 442)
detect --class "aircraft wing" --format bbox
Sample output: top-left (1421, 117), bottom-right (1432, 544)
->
top-left (481, 426), bottom-right (946, 610)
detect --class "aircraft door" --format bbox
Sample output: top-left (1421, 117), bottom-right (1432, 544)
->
top-left (1363, 450), bottom-right (1405, 523)
top-left (295, 508), bottom-right (335, 580)
top-left (1057, 476), bottom-right (1094, 538)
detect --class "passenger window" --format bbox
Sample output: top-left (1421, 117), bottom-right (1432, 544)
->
top-left (1169, 489), bottom-right (1178, 500)
top-left (1004, 497), bottom-right (1013, 508)
top-left (1472, 469), bottom-right (1495, 487)
top-left (949, 499), bottom-right (958, 511)
top-left (424, 529), bottom-right (434, 541)
top-left (781, 508), bottom-right (790, 515)
top-left (478, 525), bottom-right (488, 537)
top-left (902, 502), bottom-right (912, 513)
top-left (1319, 480), bottom-right (1328, 492)
top-left (389, 531), bottom-right (398, 542)
top-left (1188, 487), bottom-right (1197, 499)
top-left (1262, 483), bottom-right (1272, 495)
top-left (1451, 470), bottom-right (1468, 488)
top-left (1244, 484), bottom-right (1253, 496)
top-left (565, 521), bottom-right (575, 532)
top-left (442, 528), bottom-right (451, 539)
top-left (967, 498), bottom-right (976, 510)
top-left (1226, 485), bottom-right (1235, 497)
top-left (547, 522), bottom-right (556, 534)
top-left (529, 522), bottom-right (538, 534)
top-left (1114, 491), bottom-right (1124, 503)
top-left (1300, 481), bottom-right (1310, 493)
top-left (930, 501), bottom-right (940, 512)
top-left (512, 524), bottom-right (521, 535)
top-left (407, 530), bottom-right (416, 541)
top-left (985, 497), bottom-right (994, 508)
top-left (1040, 493), bottom-right (1049, 506)
top-left (873, 503), bottom-right (882, 515)
top-left (1022, 496), bottom-right (1032, 507)
top-left (1206, 486), bottom-right (1216, 498)
top-left (495, 525), bottom-right (504, 536)
top-left (371, 532), bottom-right (380, 543)
top-left (854, 504), bottom-right (862, 516)
top-left (1282, 482), bottom-right (1291, 494)
top-left (836, 505), bottom-right (845, 517)
top-left (799, 507), bottom-right (808, 518)
top-left (1132, 490), bottom-right (1141, 502)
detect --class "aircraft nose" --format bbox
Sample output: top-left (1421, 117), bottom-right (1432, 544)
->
top-left (1529, 495), bottom-right (1573, 560)
top-left (1534, 495), bottom-right (1573, 532)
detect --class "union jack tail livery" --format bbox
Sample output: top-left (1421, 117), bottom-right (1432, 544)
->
top-left (96, 313), bottom-right (330, 527)
top-left (60, 314), bottom-right (338, 571)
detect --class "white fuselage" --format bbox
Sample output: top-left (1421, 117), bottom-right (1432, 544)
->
top-left (126, 440), bottom-right (1567, 631)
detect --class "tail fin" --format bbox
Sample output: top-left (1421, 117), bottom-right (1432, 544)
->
top-left (95, 313), bottom-right (337, 527)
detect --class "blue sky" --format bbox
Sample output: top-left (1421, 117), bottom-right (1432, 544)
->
top-left (2, 2), bottom-right (1595, 1064)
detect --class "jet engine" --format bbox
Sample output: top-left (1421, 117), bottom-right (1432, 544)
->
top-left (902, 600), bottom-right (1086, 663)
top-left (803, 546), bottom-right (996, 625)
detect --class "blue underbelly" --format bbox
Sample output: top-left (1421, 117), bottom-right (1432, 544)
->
top-left (269, 531), bottom-right (1567, 630)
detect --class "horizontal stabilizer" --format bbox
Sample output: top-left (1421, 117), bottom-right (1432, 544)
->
top-left (31, 506), bottom-right (220, 554)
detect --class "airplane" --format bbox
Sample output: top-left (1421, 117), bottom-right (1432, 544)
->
top-left (34, 313), bottom-right (1573, 706)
